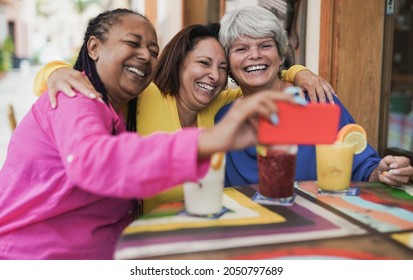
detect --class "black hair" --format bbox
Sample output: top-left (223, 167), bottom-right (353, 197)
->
top-left (73, 8), bottom-right (150, 132)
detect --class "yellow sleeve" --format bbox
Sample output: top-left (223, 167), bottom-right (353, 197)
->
top-left (33, 61), bottom-right (72, 96)
top-left (137, 83), bottom-right (182, 135)
top-left (282, 64), bottom-right (308, 83)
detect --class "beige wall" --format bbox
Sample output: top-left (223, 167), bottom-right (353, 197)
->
top-left (305, 0), bottom-right (321, 74)
top-left (156, 0), bottom-right (182, 49)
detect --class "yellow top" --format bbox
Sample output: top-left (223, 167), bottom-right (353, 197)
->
top-left (137, 83), bottom-right (242, 134)
top-left (284, 64), bottom-right (306, 83)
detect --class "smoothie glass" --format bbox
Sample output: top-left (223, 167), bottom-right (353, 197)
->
top-left (316, 142), bottom-right (355, 192)
top-left (257, 144), bottom-right (297, 202)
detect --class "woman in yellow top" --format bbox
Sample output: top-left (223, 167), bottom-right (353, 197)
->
top-left (33, 23), bottom-right (334, 211)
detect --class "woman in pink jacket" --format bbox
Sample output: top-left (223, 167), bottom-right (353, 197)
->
top-left (0, 9), bottom-right (297, 260)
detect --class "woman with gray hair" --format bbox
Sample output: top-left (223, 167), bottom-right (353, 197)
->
top-left (215, 5), bottom-right (412, 188)
top-left (219, 5), bottom-right (290, 96)
top-left (219, 4), bottom-right (289, 60)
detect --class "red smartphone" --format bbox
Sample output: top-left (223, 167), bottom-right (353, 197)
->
top-left (258, 101), bottom-right (341, 145)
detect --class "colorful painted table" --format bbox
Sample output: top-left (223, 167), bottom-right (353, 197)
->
top-left (115, 181), bottom-right (413, 260)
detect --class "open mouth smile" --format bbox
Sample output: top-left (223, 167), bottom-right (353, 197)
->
top-left (196, 82), bottom-right (215, 92)
top-left (245, 64), bottom-right (267, 72)
top-left (125, 66), bottom-right (146, 77)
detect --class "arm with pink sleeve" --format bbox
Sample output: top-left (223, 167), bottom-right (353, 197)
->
top-left (48, 94), bottom-right (209, 198)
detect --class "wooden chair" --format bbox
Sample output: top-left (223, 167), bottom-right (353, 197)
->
top-left (7, 104), bottom-right (17, 132)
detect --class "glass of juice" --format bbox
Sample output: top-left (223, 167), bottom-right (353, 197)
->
top-left (316, 142), bottom-right (355, 192)
top-left (257, 144), bottom-right (297, 202)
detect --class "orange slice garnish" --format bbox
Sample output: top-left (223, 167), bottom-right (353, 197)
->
top-left (336, 124), bottom-right (367, 154)
top-left (210, 152), bottom-right (225, 170)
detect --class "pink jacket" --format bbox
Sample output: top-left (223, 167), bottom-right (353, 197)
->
top-left (0, 93), bottom-right (208, 259)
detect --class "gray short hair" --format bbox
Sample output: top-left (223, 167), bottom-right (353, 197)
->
top-left (219, 5), bottom-right (288, 63)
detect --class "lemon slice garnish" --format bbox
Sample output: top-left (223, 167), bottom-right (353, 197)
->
top-left (343, 131), bottom-right (367, 154)
top-left (337, 124), bottom-right (367, 154)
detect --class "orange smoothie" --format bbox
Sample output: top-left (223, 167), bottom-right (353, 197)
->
top-left (316, 142), bottom-right (355, 191)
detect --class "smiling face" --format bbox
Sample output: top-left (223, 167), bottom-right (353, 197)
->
top-left (178, 37), bottom-right (228, 111)
top-left (228, 35), bottom-right (282, 95)
top-left (89, 14), bottom-right (159, 108)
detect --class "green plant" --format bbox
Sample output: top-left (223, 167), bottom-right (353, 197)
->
top-left (0, 36), bottom-right (14, 73)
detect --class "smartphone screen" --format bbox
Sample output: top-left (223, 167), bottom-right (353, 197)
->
top-left (258, 102), bottom-right (341, 145)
